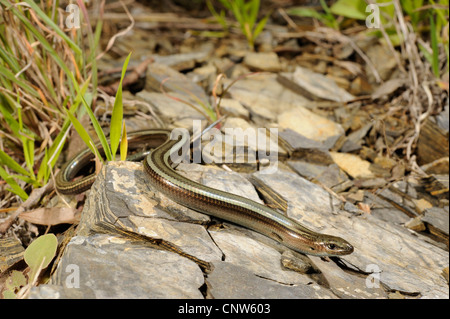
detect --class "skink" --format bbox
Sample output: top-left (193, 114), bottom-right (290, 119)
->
top-left (56, 129), bottom-right (354, 257)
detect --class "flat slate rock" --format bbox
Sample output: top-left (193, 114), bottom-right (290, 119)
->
top-left (32, 234), bottom-right (205, 299)
top-left (206, 262), bottom-right (336, 299)
top-left (279, 66), bottom-right (355, 103)
top-left (33, 160), bottom-right (448, 298)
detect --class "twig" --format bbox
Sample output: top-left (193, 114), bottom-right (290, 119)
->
top-left (277, 8), bottom-right (299, 31)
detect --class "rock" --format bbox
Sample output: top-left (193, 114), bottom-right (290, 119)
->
top-left (412, 198), bottom-right (433, 214)
top-left (371, 78), bottom-right (408, 100)
top-left (225, 73), bottom-right (309, 124)
top-left (422, 207), bottom-right (449, 240)
top-left (340, 123), bottom-right (373, 152)
top-left (350, 76), bottom-right (373, 95)
top-left (279, 128), bottom-right (338, 158)
top-left (151, 43), bottom-right (213, 71)
top-left (346, 190), bottom-right (365, 203)
top-left (310, 256), bottom-right (387, 299)
top-left (228, 89), bottom-right (278, 122)
top-left (279, 66), bottom-right (355, 102)
top-left (416, 119), bottom-right (449, 166)
top-left (280, 250), bottom-right (317, 274)
top-left (253, 170), bottom-right (448, 298)
top-left (329, 152), bottom-right (375, 179)
top-left (362, 191), bottom-right (413, 225)
top-left (129, 215), bottom-right (222, 263)
top-left (136, 91), bottom-right (205, 126)
top-left (43, 234), bottom-right (206, 298)
top-left (34, 160), bottom-right (448, 299)
top-left (436, 101), bottom-right (449, 133)
top-left (314, 164), bottom-right (350, 188)
top-left (420, 157), bottom-right (449, 175)
top-left (374, 156), bottom-right (397, 170)
top-left (218, 98), bottom-right (249, 119)
top-left (364, 43), bottom-right (399, 82)
top-left (442, 267), bottom-right (449, 284)
top-left (206, 262), bottom-right (336, 299)
top-left (187, 63), bottom-right (217, 88)
top-left (209, 226), bottom-right (311, 285)
top-left (0, 237), bottom-right (24, 273)
top-left (288, 161), bottom-right (329, 180)
top-left (243, 52), bottom-right (282, 72)
top-left (145, 63), bottom-right (209, 106)
top-left (405, 217), bottom-right (426, 232)
top-left (278, 107), bottom-right (344, 147)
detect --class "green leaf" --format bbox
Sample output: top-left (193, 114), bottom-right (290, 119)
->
top-left (0, 100), bottom-right (21, 136)
top-left (110, 52), bottom-right (132, 158)
top-left (253, 12), bottom-right (269, 41)
top-left (207, 0), bottom-right (226, 29)
top-left (21, 134), bottom-right (35, 179)
top-left (36, 148), bottom-right (49, 184)
top-left (247, 0), bottom-right (260, 30)
top-left (5, 270), bottom-right (27, 291)
top-left (430, 14), bottom-right (440, 77)
top-left (418, 43), bottom-right (433, 65)
top-left (24, 234), bottom-right (58, 281)
top-left (2, 290), bottom-right (16, 299)
top-left (0, 166), bottom-right (28, 200)
top-left (66, 110), bottom-right (101, 161)
top-left (330, 0), bottom-right (367, 20)
top-left (0, 149), bottom-right (29, 176)
top-left (77, 93), bottom-right (111, 161)
top-left (287, 7), bottom-right (324, 20)
top-left (217, 0), bottom-right (232, 10)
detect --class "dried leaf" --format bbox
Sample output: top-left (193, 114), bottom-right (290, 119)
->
top-left (19, 207), bottom-right (80, 226)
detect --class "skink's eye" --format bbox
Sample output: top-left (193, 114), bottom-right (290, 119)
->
top-left (327, 243), bottom-right (337, 250)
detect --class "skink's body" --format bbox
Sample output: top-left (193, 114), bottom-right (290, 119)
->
top-left (56, 129), bottom-right (353, 257)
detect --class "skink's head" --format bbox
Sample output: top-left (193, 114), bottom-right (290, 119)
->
top-left (311, 235), bottom-right (354, 256)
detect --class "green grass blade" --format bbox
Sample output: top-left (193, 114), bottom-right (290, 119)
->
top-left (0, 149), bottom-right (30, 176)
top-left (218, 0), bottom-right (232, 10)
top-left (430, 14), bottom-right (440, 77)
top-left (22, 0), bottom-right (82, 56)
top-left (36, 148), bottom-right (49, 184)
top-left (253, 12), bottom-right (269, 41)
top-left (17, 107), bottom-right (35, 179)
top-left (65, 110), bottom-right (101, 161)
top-left (248, 0), bottom-right (260, 30)
top-left (0, 65), bottom-right (40, 97)
top-left (0, 166), bottom-right (28, 200)
top-left (207, 0), bottom-right (229, 31)
top-left (110, 52), bottom-right (132, 158)
top-left (0, 101), bottom-right (21, 136)
top-left (20, 135), bottom-right (35, 179)
top-left (78, 93), bottom-right (111, 161)
top-left (0, 46), bottom-right (21, 75)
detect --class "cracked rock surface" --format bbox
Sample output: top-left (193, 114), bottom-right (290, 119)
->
top-left (31, 161), bottom-right (448, 299)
